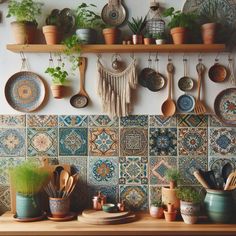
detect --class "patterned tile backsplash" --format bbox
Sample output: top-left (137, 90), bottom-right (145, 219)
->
top-left (0, 114), bottom-right (235, 213)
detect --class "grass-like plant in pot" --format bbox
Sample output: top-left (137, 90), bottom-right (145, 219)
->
top-left (45, 63), bottom-right (69, 99)
top-left (127, 16), bottom-right (147, 44)
top-left (163, 7), bottom-right (197, 44)
top-left (9, 161), bottom-right (49, 218)
top-left (150, 200), bottom-right (165, 218)
top-left (7, 0), bottom-right (43, 44)
top-left (154, 32), bottom-right (166, 45)
top-left (176, 187), bottom-right (202, 224)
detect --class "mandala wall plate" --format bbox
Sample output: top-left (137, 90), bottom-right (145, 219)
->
top-left (214, 88), bottom-right (236, 126)
top-left (182, 0), bottom-right (236, 47)
top-left (5, 71), bottom-right (46, 112)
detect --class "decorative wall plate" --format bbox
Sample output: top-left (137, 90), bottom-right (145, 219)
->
top-left (177, 94), bottom-right (195, 113)
top-left (214, 88), bottom-right (236, 126)
top-left (5, 71), bottom-right (46, 112)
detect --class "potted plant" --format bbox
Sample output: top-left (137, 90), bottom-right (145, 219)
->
top-left (75, 3), bottom-right (103, 44)
top-left (7, 0), bottom-right (43, 44)
top-left (9, 161), bottom-right (49, 218)
top-left (163, 7), bottom-right (197, 44)
top-left (164, 203), bottom-right (177, 222)
top-left (162, 169), bottom-right (181, 212)
top-left (176, 187), bottom-right (202, 224)
top-left (143, 33), bottom-right (153, 45)
top-left (127, 16), bottom-right (147, 44)
top-left (155, 32), bottom-right (166, 45)
top-left (102, 25), bottom-right (120, 45)
top-left (45, 63), bottom-right (69, 99)
top-left (150, 200), bottom-right (165, 218)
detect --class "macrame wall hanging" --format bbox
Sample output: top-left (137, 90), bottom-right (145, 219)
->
top-left (97, 56), bottom-right (138, 118)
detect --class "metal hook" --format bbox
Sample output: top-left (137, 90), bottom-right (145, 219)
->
top-left (57, 54), bottom-right (62, 67)
top-left (48, 52), bottom-right (54, 67)
top-left (215, 52), bottom-right (220, 62)
top-left (228, 53), bottom-right (233, 61)
top-left (155, 52), bottom-right (159, 62)
top-left (183, 53), bottom-right (187, 62)
top-left (130, 52), bottom-right (134, 59)
top-left (168, 54), bottom-right (172, 62)
top-left (198, 53), bottom-right (203, 62)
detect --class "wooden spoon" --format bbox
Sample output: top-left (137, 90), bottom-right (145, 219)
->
top-left (224, 172), bottom-right (236, 190)
top-left (193, 170), bottom-right (210, 189)
top-left (59, 170), bottom-right (69, 192)
top-left (161, 62), bottom-right (176, 117)
top-left (194, 63), bottom-right (207, 115)
top-left (62, 176), bottom-right (74, 198)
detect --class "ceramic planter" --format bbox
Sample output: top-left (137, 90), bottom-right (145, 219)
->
top-left (51, 85), bottom-right (65, 99)
top-left (76, 28), bottom-right (97, 44)
top-left (11, 21), bottom-right (37, 44)
top-left (143, 38), bottom-right (152, 45)
top-left (132, 35), bottom-right (143, 44)
top-left (156, 39), bottom-right (165, 45)
top-left (43, 25), bottom-right (59, 45)
top-left (170, 27), bottom-right (187, 44)
top-left (49, 197), bottom-right (70, 218)
top-left (201, 23), bottom-right (217, 44)
top-left (16, 193), bottom-right (41, 218)
top-left (164, 210), bottom-right (177, 222)
top-left (149, 206), bottom-right (164, 218)
top-left (162, 187), bottom-right (180, 211)
top-left (204, 189), bottom-right (234, 223)
top-left (180, 201), bottom-right (200, 224)
top-left (103, 28), bottom-right (119, 45)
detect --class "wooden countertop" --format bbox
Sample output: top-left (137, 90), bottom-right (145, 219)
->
top-left (0, 212), bottom-right (236, 236)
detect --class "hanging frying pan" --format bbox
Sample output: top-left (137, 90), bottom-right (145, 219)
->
top-left (209, 63), bottom-right (228, 82)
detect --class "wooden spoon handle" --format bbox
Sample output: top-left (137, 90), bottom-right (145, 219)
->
top-left (193, 170), bottom-right (210, 189)
top-left (78, 57), bottom-right (88, 96)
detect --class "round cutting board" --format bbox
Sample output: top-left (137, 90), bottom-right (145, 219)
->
top-left (82, 209), bottom-right (130, 219)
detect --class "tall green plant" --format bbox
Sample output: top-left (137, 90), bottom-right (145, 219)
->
top-left (9, 161), bottom-right (49, 196)
top-left (127, 17), bottom-right (147, 34)
top-left (7, 0), bottom-right (43, 23)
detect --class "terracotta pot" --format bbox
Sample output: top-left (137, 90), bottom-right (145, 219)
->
top-left (11, 21), bottom-right (37, 44)
top-left (43, 25), bottom-right (59, 45)
top-left (180, 201), bottom-right (200, 224)
top-left (143, 38), bottom-right (152, 45)
top-left (103, 28), bottom-right (119, 45)
top-left (164, 210), bottom-right (177, 222)
top-left (51, 85), bottom-right (65, 99)
top-left (162, 187), bottom-right (180, 210)
top-left (149, 206), bottom-right (164, 218)
top-left (49, 197), bottom-right (70, 218)
top-left (132, 35), bottom-right (143, 44)
top-left (201, 23), bottom-right (217, 44)
top-left (167, 203), bottom-right (175, 213)
top-left (170, 27), bottom-right (187, 44)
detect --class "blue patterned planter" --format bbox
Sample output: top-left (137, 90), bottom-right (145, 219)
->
top-left (49, 197), bottom-right (70, 218)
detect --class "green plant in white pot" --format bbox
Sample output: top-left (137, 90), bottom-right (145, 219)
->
top-left (150, 200), bottom-right (165, 219)
top-left (7, 0), bottom-right (43, 44)
top-left (45, 63), bottom-right (69, 99)
top-left (9, 161), bottom-right (49, 218)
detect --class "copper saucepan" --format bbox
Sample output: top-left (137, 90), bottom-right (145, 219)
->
top-left (209, 62), bottom-right (227, 83)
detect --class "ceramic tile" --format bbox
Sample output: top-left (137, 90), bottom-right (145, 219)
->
top-left (179, 128), bottom-right (207, 156)
top-left (120, 128), bottom-right (148, 156)
top-left (88, 185), bottom-right (118, 205)
top-left (0, 115), bottom-right (25, 127)
top-left (119, 185), bottom-right (148, 211)
top-left (149, 128), bottom-right (177, 156)
top-left (177, 114), bottom-right (208, 127)
top-left (149, 186), bottom-right (162, 205)
top-left (178, 156), bottom-right (208, 185)
top-left (149, 115), bottom-right (177, 127)
top-left (89, 115), bottom-right (119, 127)
top-left (27, 115), bottom-right (58, 127)
top-left (59, 115), bottom-right (88, 127)
top-left (89, 128), bottom-right (119, 156)
top-left (120, 115), bottom-right (148, 127)
top-left (209, 115), bottom-right (228, 127)
top-left (149, 156), bottom-right (177, 185)
top-left (0, 157), bottom-right (25, 186)
top-left (27, 128), bottom-right (57, 157)
top-left (0, 128), bottom-right (26, 157)
top-left (119, 157), bottom-right (148, 185)
top-left (0, 185), bottom-right (10, 214)
top-left (88, 156), bottom-right (119, 185)
top-left (209, 128), bottom-right (236, 156)
top-left (59, 128), bottom-right (88, 156)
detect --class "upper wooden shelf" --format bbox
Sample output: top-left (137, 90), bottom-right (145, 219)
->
top-left (6, 44), bottom-right (226, 53)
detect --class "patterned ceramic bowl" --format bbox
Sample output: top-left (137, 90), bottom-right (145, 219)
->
top-left (49, 198), bottom-right (70, 218)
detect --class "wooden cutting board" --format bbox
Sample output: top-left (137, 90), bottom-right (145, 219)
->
top-left (78, 210), bottom-right (136, 225)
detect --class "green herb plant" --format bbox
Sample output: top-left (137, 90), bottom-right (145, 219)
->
top-left (7, 0), bottom-right (43, 23)
top-left (154, 32), bottom-right (165, 39)
top-left (127, 16), bottom-right (147, 34)
top-left (176, 187), bottom-right (202, 204)
top-left (165, 168), bottom-right (181, 189)
top-left (151, 200), bottom-right (165, 208)
top-left (9, 161), bottom-right (49, 196)
top-left (144, 32), bottom-right (152, 38)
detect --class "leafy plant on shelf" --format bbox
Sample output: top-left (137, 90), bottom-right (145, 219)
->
top-left (176, 187), bottom-right (202, 204)
top-left (127, 16), bottom-right (147, 35)
top-left (165, 168), bottom-right (181, 189)
top-left (154, 32), bottom-right (166, 39)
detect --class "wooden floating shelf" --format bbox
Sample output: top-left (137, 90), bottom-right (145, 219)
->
top-left (6, 44), bottom-right (226, 53)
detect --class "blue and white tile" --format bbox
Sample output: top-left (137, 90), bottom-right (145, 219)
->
top-left (209, 115), bottom-right (228, 127)
top-left (149, 128), bottom-right (177, 156)
top-left (59, 115), bottom-right (88, 127)
top-left (59, 128), bottom-right (88, 156)
top-left (149, 186), bottom-right (162, 206)
top-left (0, 128), bottom-right (25, 157)
top-left (27, 128), bottom-right (57, 157)
top-left (119, 185), bottom-right (148, 211)
top-left (0, 185), bottom-right (11, 214)
top-left (149, 115), bottom-right (176, 127)
top-left (89, 115), bottom-right (119, 127)
top-left (0, 115), bottom-right (25, 127)
top-left (120, 115), bottom-right (148, 127)
top-left (27, 115), bottom-right (58, 127)
top-left (88, 156), bottom-right (119, 186)
top-left (119, 157), bottom-right (148, 185)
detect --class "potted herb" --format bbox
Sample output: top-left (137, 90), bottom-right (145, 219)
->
top-left (9, 161), bottom-right (49, 218)
top-left (45, 63), bottom-right (69, 99)
top-left (165, 168), bottom-right (181, 189)
top-left (7, 0), bottom-right (43, 44)
top-left (163, 7), bottom-right (197, 44)
top-left (176, 187), bottom-right (202, 224)
top-left (75, 3), bottom-right (103, 44)
top-left (143, 33), bottom-right (153, 45)
top-left (150, 200), bottom-right (164, 218)
top-left (164, 203), bottom-right (177, 222)
top-left (127, 16), bottom-right (147, 44)
top-left (155, 32), bottom-right (166, 45)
